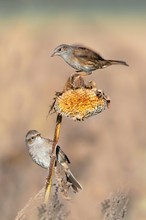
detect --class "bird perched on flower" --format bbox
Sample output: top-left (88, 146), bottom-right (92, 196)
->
top-left (51, 44), bottom-right (129, 75)
top-left (25, 130), bottom-right (82, 193)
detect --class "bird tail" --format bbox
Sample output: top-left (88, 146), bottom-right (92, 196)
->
top-left (107, 59), bottom-right (129, 66)
top-left (66, 169), bottom-right (82, 193)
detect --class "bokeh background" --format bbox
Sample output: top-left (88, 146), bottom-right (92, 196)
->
top-left (0, 0), bottom-right (146, 219)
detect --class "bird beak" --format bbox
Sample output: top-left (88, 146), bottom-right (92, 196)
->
top-left (50, 51), bottom-right (55, 57)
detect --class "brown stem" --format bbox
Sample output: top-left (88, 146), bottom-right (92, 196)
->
top-left (63, 73), bottom-right (85, 91)
top-left (44, 113), bottom-right (62, 203)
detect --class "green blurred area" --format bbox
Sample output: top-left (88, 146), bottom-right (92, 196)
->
top-left (0, 0), bottom-right (146, 19)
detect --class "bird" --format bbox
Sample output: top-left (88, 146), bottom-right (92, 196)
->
top-left (25, 130), bottom-right (82, 193)
top-left (51, 44), bottom-right (129, 75)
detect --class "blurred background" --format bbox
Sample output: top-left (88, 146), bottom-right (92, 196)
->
top-left (0, 0), bottom-right (146, 219)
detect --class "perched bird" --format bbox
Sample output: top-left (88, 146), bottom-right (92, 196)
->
top-left (25, 130), bottom-right (82, 193)
top-left (51, 44), bottom-right (129, 75)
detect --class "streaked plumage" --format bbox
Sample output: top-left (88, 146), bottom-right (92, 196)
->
top-left (25, 130), bottom-right (82, 193)
top-left (51, 44), bottom-right (129, 75)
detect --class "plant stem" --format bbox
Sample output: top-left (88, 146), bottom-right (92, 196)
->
top-left (44, 113), bottom-right (62, 203)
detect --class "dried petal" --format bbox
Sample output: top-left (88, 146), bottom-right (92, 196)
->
top-left (53, 88), bottom-right (110, 121)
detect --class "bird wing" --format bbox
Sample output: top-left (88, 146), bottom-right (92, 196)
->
top-left (56, 145), bottom-right (71, 164)
top-left (55, 146), bottom-right (82, 194)
top-left (73, 46), bottom-right (104, 61)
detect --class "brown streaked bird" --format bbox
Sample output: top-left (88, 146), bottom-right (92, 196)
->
top-left (51, 44), bottom-right (129, 75)
top-left (25, 130), bottom-right (82, 193)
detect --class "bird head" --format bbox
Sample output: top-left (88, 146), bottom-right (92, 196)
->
top-left (25, 130), bottom-right (41, 146)
top-left (51, 44), bottom-right (72, 58)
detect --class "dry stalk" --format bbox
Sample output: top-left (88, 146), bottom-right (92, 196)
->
top-left (44, 113), bottom-right (62, 203)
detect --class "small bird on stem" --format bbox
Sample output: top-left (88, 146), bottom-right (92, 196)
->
top-left (25, 130), bottom-right (82, 193)
top-left (51, 44), bottom-right (129, 75)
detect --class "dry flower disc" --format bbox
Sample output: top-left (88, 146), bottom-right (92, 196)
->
top-left (54, 88), bottom-right (110, 121)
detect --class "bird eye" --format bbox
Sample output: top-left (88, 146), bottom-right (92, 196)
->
top-left (58, 48), bottom-right (62, 52)
top-left (31, 137), bottom-right (34, 140)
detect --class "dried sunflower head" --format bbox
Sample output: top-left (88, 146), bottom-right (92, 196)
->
top-left (50, 87), bottom-right (110, 121)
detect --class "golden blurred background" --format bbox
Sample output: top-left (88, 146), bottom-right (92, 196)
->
top-left (0, 1), bottom-right (146, 219)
